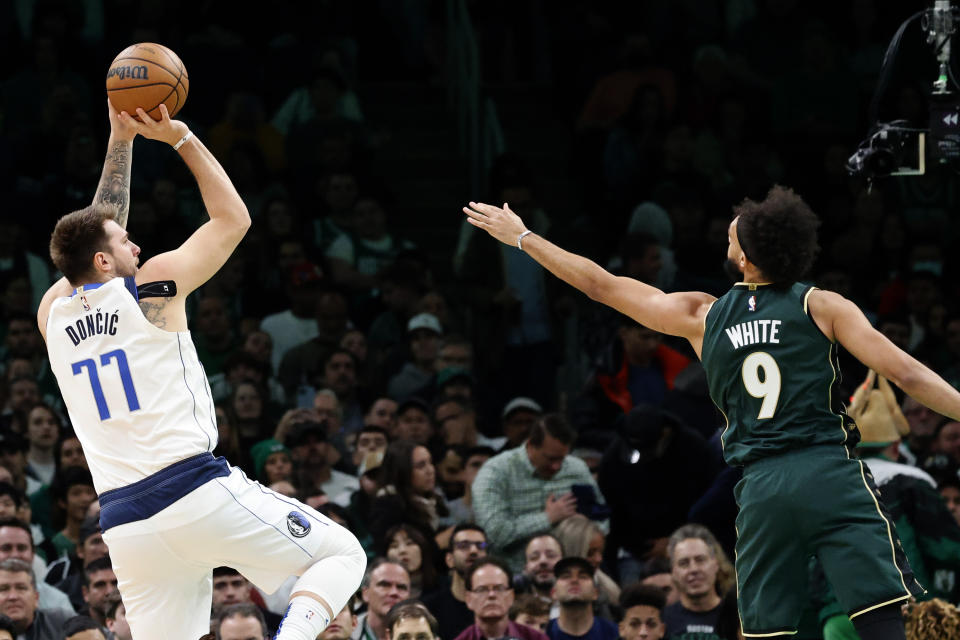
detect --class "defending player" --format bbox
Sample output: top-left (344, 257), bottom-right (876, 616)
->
top-left (37, 102), bottom-right (365, 640)
top-left (463, 187), bottom-right (960, 640)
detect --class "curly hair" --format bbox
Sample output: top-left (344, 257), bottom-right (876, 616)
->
top-left (734, 185), bottom-right (820, 285)
top-left (905, 598), bottom-right (960, 640)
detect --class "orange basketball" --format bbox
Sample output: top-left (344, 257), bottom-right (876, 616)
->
top-left (106, 43), bottom-right (189, 120)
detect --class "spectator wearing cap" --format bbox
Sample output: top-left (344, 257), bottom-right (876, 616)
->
top-left (260, 261), bottom-right (326, 372)
top-left (249, 439), bottom-right (293, 484)
top-left (287, 419), bottom-right (359, 506)
top-left (435, 367), bottom-right (475, 402)
top-left (277, 289), bottom-right (352, 398)
top-left (501, 398), bottom-right (543, 450)
top-left (388, 314), bottom-right (444, 402)
top-left (546, 557), bottom-right (618, 640)
top-left (0, 518), bottom-right (72, 614)
top-left (455, 558), bottom-right (549, 640)
top-left (446, 447), bottom-right (495, 524)
top-left (47, 516), bottom-right (108, 612)
top-left (368, 261), bottom-right (430, 373)
top-left (472, 414), bottom-right (607, 572)
top-left (0, 558), bottom-right (71, 639)
top-left (596, 405), bottom-right (713, 585)
top-left (393, 398), bottom-right (434, 444)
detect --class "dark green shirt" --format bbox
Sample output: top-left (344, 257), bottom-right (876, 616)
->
top-left (701, 282), bottom-right (858, 466)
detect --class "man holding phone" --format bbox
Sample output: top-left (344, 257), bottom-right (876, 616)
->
top-left (473, 414), bottom-right (608, 572)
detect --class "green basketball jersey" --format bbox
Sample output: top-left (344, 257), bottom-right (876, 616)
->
top-left (701, 282), bottom-right (858, 466)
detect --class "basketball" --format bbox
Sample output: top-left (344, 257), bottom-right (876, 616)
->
top-left (106, 43), bottom-right (189, 120)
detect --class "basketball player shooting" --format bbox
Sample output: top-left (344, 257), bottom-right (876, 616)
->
top-left (37, 101), bottom-right (365, 640)
top-left (463, 192), bottom-right (960, 640)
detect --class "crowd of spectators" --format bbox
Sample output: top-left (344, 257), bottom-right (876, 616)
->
top-left (1, 1), bottom-right (960, 639)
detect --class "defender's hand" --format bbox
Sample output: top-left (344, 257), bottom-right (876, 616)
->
top-left (463, 201), bottom-right (529, 248)
top-left (119, 104), bottom-right (190, 147)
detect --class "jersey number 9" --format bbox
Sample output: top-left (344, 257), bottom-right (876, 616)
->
top-left (741, 351), bottom-right (781, 420)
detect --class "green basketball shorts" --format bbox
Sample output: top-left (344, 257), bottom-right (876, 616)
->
top-left (734, 444), bottom-right (924, 637)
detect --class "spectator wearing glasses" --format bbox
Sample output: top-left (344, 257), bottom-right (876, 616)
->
top-left (456, 558), bottom-right (549, 640)
top-left (423, 524), bottom-right (490, 640)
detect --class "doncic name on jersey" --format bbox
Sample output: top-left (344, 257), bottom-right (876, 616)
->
top-left (64, 308), bottom-right (120, 346)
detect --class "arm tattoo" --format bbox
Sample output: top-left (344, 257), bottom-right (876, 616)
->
top-left (94, 140), bottom-right (133, 227)
top-left (138, 298), bottom-right (171, 329)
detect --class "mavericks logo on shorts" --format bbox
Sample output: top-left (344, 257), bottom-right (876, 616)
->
top-left (286, 511), bottom-right (311, 538)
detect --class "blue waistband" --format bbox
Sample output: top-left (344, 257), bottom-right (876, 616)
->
top-left (99, 453), bottom-right (230, 531)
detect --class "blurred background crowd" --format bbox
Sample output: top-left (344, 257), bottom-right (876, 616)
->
top-left (1, 1), bottom-right (960, 639)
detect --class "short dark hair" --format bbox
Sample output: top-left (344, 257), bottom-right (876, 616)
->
top-left (216, 602), bottom-right (267, 636)
top-left (449, 523), bottom-right (487, 551)
top-left (49, 205), bottom-right (117, 285)
top-left (0, 517), bottom-right (32, 549)
top-left (63, 615), bottom-right (102, 637)
top-left (0, 484), bottom-right (23, 510)
top-left (528, 413), bottom-right (576, 447)
top-left (619, 583), bottom-right (667, 613)
top-left (51, 466), bottom-right (95, 502)
top-left (465, 557), bottom-right (513, 591)
top-left (83, 555), bottom-right (113, 586)
top-left (509, 593), bottom-right (550, 620)
top-left (105, 598), bottom-right (124, 621)
top-left (384, 600), bottom-right (439, 638)
top-left (212, 566), bottom-right (243, 579)
top-left (733, 185), bottom-right (820, 284)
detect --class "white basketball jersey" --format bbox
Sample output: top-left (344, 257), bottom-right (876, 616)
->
top-left (46, 277), bottom-right (217, 493)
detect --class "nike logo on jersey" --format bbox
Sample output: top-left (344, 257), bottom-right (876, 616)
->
top-left (725, 319), bottom-right (781, 349)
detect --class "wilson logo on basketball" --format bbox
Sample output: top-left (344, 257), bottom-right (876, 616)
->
top-left (107, 65), bottom-right (149, 80)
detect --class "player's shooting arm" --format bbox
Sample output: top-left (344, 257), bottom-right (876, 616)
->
top-left (93, 101), bottom-right (139, 227)
top-left (93, 136), bottom-right (133, 227)
top-left (130, 106), bottom-right (250, 296)
top-left (813, 290), bottom-right (960, 421)
top-left (462, 202), bottom-right (714, 343)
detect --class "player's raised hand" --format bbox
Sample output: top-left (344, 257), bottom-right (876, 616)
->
top-left (118, 103), bottom-right (190, 147)
top-left (107, 99), bottom-right (138, 142)
top-left (463, 201), bottom-right (529, 247)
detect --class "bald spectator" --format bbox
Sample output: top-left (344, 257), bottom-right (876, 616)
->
top-left (473, 415), bottom-right (607, 571)
top-left (352, 560), bottom-right (411, 640)
top-left (0, 558), bottom-right (71, 639)
top-left (456, 558), bottom-right (549, 640)
top-left (0, 518), bottom-right (72, 613)
top-left (215, 603), bottom-right (270, 640)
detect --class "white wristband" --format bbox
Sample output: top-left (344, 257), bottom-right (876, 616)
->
top-left (517, 230), bottom-right (533, 250)
top-left (172, 131), bottom-right (193, 151)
